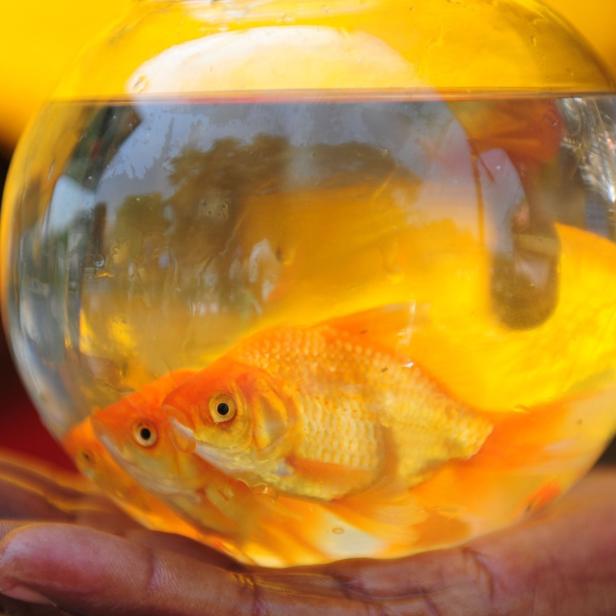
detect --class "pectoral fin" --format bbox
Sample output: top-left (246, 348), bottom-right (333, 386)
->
top-left (283, 456), bottom-right (378, 500)
top-left (323, 477), bottom-right (427, 540)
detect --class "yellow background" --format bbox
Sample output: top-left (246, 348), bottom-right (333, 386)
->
top-left (0, 0), bottom-right (614, 150)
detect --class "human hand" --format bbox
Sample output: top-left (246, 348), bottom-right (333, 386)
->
top-left (0, 448), bottom-right (615, 616)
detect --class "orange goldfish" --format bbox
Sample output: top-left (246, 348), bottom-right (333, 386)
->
top-left (63, 417), bottom-right (206, 542)
top-left (89, 370), bottom-right (252, 537)
top-left (160, 304), bottom-right (493, 502)
top-left (91, 372), bottom-right (357, 566)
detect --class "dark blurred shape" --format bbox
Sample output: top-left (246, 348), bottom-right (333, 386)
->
top-left (0, 152), bottom-right (73, 470)
top-left (66, 105), bottom-right (141, 190)
top-left (490, 199), bottom-right (560, 330)
top-left (0, 588), bottom-right (75, 615)
top-left (600, 440), bottom-right (616, 464)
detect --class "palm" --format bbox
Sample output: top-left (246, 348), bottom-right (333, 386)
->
top-left (0, 449), bottom-right (615, 616)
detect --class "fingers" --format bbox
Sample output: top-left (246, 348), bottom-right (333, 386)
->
top-left (0, 449), bottom-right (113, 511)
top-left (0, 466), bottom-right (139, 533)
top-left (1, 469), bottom-right (615, 615)
top-left (0, 524), bottom-right (376, 616)
top-left (0, 460), bottom-right (110, 508)
top-left (0, 592), bottom-right (71, 616)
top-left (125, 528), bottom-right (242, 569)
top-left (0, 448), bottom-right (91, 493)
top-left (317, 469), bottom-right (616, 616)
top-left (0, 449), bottom-right (137, 532)
top-left (0, 473), bottom-right (72, 521)
top-left (0, 520), bottom-right (32, 541)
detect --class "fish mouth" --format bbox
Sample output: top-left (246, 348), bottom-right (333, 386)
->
top-left (98, 434), bottom-right (195, 498)
top-left (170, 419), bottom-right (243, 476)
top-left (171, 419), bottom-right (293, 481)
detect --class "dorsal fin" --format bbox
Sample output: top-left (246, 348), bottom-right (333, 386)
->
top-left (322, 303), bottom-right (420, 356)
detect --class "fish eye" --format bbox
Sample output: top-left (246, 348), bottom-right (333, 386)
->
top-left (78, 449), bottom-right (95, 467)
top-left (209, 394), bottom-right (237, 424)
top-left (132, 421), bottom-right (158, 448)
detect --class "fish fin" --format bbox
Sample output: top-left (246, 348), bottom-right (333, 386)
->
top-left (410, 509), bottom-right (470, 552)
top-left (322, 478), bottom-right (426, 539)
top-left (126, 369), bottom-right (196, 410)
top-left (525, 481), bottom-right (562, 513)
top-left (411, 387), bottom-right (616, 528)
top-left (476, 382), bottom-right (616, 474)
top-left (251, 381), bottom-right (290, 450)
top-left (286, 456), bottom-right (377, 500)
top-left (319, 429), bottom-right (426, 537)
top-left (393, 412), bottom-right (493, 485)
top-left (323, 303), bottom-right (419, 356)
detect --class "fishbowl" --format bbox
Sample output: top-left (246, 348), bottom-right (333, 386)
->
top-left (2, 0), bottom-right (616, 567)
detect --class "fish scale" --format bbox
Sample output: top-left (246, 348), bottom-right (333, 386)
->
top-left (296, 393), bottom-right (382, 470)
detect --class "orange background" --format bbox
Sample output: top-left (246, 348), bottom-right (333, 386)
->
top-left (0, 0), bottom-right (614, 469)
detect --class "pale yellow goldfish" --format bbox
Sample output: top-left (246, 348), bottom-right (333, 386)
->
top-left (160, 304), bottom-right (493, 501)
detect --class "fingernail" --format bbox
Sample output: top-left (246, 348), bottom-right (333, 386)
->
top-left (0, 583), bottom-right (56, 607)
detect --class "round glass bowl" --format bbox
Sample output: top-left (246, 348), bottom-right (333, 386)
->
top-left (2, 0), bottom-right (616, 566)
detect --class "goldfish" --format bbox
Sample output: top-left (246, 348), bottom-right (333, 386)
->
top-left (91, 371), bottom-right (361, 566)
top-left (63, 417), bottom-right (207, 543)
top-left (89, 370), bottom-right (251, 537)
top-left (159, 304), bottom-right (493, 502)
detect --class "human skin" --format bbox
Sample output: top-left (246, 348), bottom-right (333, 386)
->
top-left (0, 449), bottom-right (615, 615)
